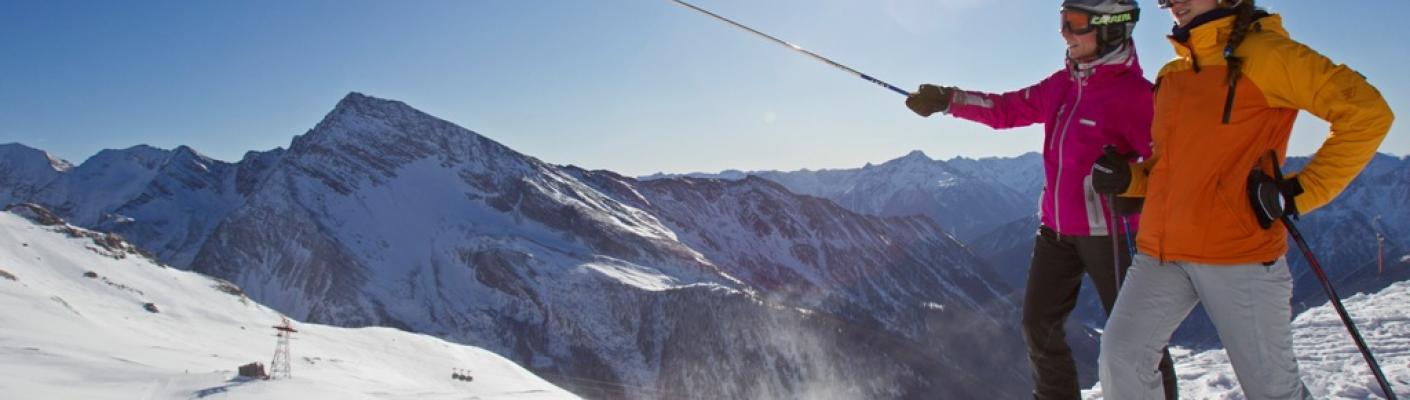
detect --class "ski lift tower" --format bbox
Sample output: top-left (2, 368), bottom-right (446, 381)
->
top-left (269, 316), bottom-right (298, 380)
top-left (1378, 232), bottom-right (1386, 275)
top-left (1375, 216), bottom-right (1385, 275)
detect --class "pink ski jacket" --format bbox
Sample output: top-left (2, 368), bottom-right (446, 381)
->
top-left (947, 45), bottom-right (1153, 237)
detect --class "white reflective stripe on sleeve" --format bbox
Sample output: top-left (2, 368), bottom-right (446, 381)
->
top-left (953, 91), bottom-right (994, 109)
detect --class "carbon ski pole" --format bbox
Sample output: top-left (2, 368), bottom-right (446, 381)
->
top-left (669, 0), bottom-right (909, 96)
top-left (1285, 216), bottom-right (1398, 399)
top-left (1108, 194), bottom-right (1123, 291)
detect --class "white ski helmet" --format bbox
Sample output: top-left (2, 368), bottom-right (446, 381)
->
top-left (1061, 0), bottom-right (1140, 55)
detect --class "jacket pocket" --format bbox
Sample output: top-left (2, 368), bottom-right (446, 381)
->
top-left (1212, 181), bottom-right (1256, 238)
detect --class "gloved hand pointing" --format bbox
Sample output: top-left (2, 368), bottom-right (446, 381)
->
top-left (906, 84), bottom-right (954, 117)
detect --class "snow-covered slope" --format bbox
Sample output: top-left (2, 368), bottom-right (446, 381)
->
top-left (0, 205), bottom-right (578, 400)
top-left (1084, 279), bottom-right (1410, 399)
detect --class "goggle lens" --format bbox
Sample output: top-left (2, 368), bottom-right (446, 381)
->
top-left (1061, 11), bottom-right (1095, 34)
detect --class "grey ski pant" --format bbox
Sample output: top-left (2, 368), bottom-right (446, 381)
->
top-left (1099, 254), bottom-right (1312, 400)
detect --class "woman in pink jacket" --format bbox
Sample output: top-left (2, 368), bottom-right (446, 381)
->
top-left (905, 1), bottom-right (1175, 398)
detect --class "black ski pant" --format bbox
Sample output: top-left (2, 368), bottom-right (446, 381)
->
top-left (1022, 226), bottom-right (1177, 399)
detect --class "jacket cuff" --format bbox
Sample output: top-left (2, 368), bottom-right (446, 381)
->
top-left (1120, 161), bottom-right (1148, 197)
top-left (939, 88), bottom-right (958, 115)
top-left (1285, 172), bottom-right (1322, 215)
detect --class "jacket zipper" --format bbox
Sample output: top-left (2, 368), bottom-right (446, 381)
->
top-left (1157, 47), bottom-right (1200, 262)
top-left (1049, 105), bottom-right (1067, 152)
top-left (1053, 74), bottom-right (1086, 234)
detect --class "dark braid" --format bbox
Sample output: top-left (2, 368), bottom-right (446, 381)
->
top-left (1223, 0), bottom-right (1258, 87)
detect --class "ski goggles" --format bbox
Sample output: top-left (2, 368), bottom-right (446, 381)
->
top-left (1061, 9), bottom-right (1139, 34)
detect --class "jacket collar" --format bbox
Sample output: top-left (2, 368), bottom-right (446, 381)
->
top-left (1170, 8), bottom-right (1237, 43)
top-left (1068, 41), bottom-right (1142, 81)
top-left (1166, 12), bottom-right (1285, 62)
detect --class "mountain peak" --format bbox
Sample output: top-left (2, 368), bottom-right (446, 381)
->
top-left (306, 92), bottom-right (462, 140)
top-left (343, 91), bottom-right (372, 102)
top-left (170, 145), bottom-right (209, 161)
top-left (334, 91), bottom-right (392, 110)
top-left (324, 92), bottom-right (421, 123)
top-left (85, 145), bottom-right (173, 171)
top-left (283, 93), bottom-right (544, 194)
top-left (877, 149), bottom-right (936, 169)
top-left (294, 92), bottom-right (446, 152)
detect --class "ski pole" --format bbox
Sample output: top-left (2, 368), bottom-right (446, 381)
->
top-left (1107, 194), bottom-right (1123, 291)
top-left (1122, 216), bottom-right (1136, 262)
top-left (1100, 145), bottom-right (1129, 291)
top-left (668, 0), bottom-right (910, 96)
top-left (1284, 215), bottom-right (1398, 399)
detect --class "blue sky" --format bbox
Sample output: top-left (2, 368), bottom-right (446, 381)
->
top-left (2, 0), bottom-right (1407, 176)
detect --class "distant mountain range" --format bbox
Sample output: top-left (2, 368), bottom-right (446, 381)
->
top-left (642, 150), bottom-right (1044, 242)
top-left (0, 93), bottom-right (1029, 399)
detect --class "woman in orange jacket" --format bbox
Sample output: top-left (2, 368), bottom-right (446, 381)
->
top-left (1091, 0), bottom-right (1393, 398)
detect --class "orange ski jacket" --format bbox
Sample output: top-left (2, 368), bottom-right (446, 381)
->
top-left (1123, 13), bottom-right (1393, 264)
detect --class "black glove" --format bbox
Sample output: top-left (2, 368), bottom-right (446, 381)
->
top-left (1247, 170), bottom-right (1303, 229)
top-left (1092, 145), bottom-right (1134, 195)
top-left (906, 84), bottom-right (953, 117)
top-left (1112, 196), bottom-right (1145, 216)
